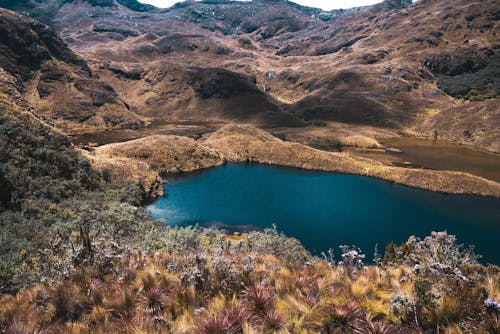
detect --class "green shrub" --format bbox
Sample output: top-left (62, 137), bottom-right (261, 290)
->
top-left (437, 53), bottom-right (499, 100)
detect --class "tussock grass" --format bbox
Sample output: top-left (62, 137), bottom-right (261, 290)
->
top-left (1, 235), bottom-right (498, 333)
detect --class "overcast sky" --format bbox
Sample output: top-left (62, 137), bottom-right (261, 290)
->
top-left (137, 0), bottom-right (383, 11)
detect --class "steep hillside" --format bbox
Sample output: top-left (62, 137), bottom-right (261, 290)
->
top-left (3, 0), bottom-right (498, 151)
top-left (0, 8), bottom-right (143, 131)
top-left (414, 99), bottom-right (500, 152)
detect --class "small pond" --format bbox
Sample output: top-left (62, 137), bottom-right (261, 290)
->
top-left (381, 137), bottom-right (500, 182)
top-left (147, 164), bottom-right (500, 264)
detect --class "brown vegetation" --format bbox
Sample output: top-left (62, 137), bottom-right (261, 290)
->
top-left (93, 134), bottom-right (224, 174)
top-left (201, 124), bottom-right (500, 197)
top-left (0, 8), bottom-right (143, 131)
top-left (413, 100), bottom-right (500, 153)
top-left (1, 231), bottom-right (499, 333)
top-left (81, 151), bottom-right (163, 199)
top-left (86, 124), bottom-right (500, 197)
top-left (3, 0), bottom-right (498, 151)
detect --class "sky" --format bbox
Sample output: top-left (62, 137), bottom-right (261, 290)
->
top-left (137, 0), bottom-right (383, 11)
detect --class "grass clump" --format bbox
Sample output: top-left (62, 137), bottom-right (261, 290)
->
top-left (0, 232), bottom-right (498, 333)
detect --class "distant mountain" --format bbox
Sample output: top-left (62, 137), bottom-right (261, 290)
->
top-left (1, 0), bottom-right (498, 150)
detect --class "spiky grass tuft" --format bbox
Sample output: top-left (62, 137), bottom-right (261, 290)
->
top-left (262, 309), bottom-right (287, 331)
top-left (243, 283), bottom-right (274, 315)
top-left (317, 301), bottom-right (367, 332)
top-left (141, 287), bottom-right (169, 316)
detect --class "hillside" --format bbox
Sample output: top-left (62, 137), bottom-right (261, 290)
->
top-left (2, 0), bottom-right (499, 151)
top-left (0, 1), bottom-right (499, 333)
top-left (0, 8), bottom-right (144, 131)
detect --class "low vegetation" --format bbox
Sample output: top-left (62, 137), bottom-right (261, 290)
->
top-left (0, 229), bottom-right (499, 333)
top-left (0, 99), bottom-right (499, 333)
top-left (437, 54), bottom-right (500, 101)
top-left (0, 103), bottom-right (164, 291)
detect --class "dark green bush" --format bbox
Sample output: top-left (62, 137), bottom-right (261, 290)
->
top-left (437, 53), bottom-right (499, 100)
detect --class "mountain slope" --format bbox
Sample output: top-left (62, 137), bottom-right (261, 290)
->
top-left (0, 8), bottom-right (143, 131)
top-left (1, 0), bottom-right (499, 150)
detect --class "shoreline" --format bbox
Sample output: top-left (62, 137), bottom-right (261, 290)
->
top-left (161, 161), bottom-right (500, 199)
top-left (83, 123), bottom-right (500, 199)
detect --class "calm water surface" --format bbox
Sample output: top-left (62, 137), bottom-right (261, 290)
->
top-left (382, 137), bottom-right (500, 182)
top-left (147, 164), bottom-right (500, 264)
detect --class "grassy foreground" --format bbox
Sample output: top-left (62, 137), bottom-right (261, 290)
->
top-left (0, 229), bottom-right (499, 334)
top-left (0, 101), bottom-right (499, 333)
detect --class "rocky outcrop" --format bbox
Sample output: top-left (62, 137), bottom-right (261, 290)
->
top-left (376, 0), bottom-right (413, 10)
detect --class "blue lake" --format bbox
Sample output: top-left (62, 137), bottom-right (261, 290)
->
top-left (147, 163), bottom-right (500, 264)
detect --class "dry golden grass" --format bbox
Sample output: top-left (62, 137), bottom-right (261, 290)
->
top-left (94, 134), bottom-right (224, 174)
top-left (0, 246), bottom-right (498, 333)
top-left (201, 124), bottom-right (500, 197)
top-left (82, 151), bottom-right (164, 198)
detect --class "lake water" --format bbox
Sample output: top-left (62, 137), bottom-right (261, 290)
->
top-left (147, 163), bottom-right (500, 264)
top-left (381, 137), bottom-right (500, 182)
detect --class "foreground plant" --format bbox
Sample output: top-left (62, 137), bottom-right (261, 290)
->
top-left (0, 232), bottom-right (498, 333)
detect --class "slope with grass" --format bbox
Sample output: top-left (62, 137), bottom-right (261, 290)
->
top-left (2, 0), bottom-right (499, 151)
top-left (0, 8), bottom-right (143, 131)
top-left (0, 230), bottom-right (499, 333)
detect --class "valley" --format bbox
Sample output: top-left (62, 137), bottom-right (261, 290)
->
top-left (1, 0), bottom-right (498, 198)
top-left (0, 0), bottom-right (499, 332)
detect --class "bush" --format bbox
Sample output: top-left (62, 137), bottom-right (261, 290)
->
top-left (437, 53), bottom-right (499, 100)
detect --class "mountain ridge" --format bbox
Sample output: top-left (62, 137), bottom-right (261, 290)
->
top-left (1, 0), bottom-right (499, 152)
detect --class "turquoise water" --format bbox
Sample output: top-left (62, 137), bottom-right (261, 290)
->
top-left (147, 164), bottom-right (500, 264)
